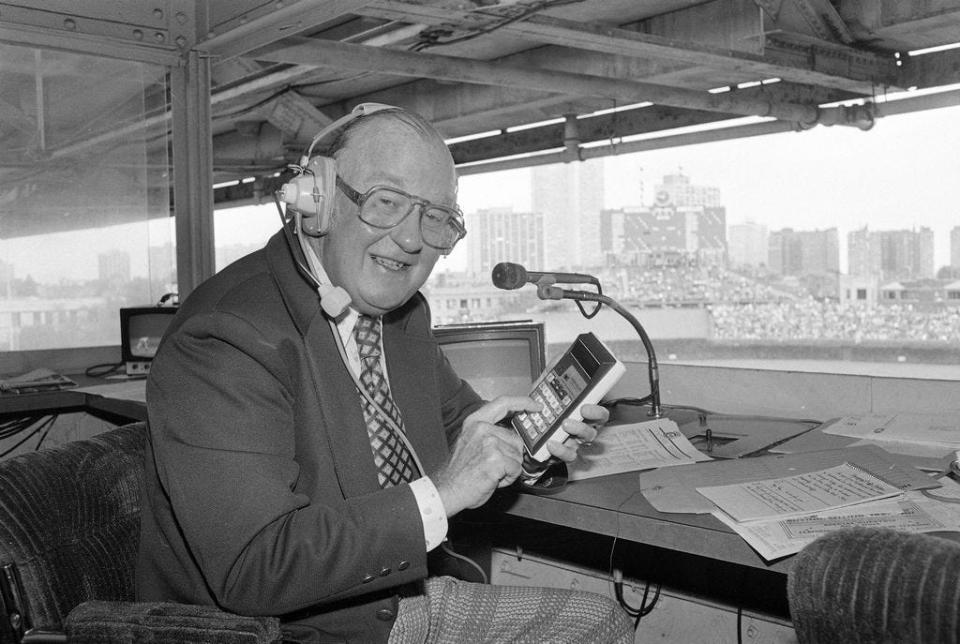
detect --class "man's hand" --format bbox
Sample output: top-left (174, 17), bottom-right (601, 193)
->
top-left (544, 404), bottom-right (610, 463)
top-left (433, 396), bottom-right (539, 518)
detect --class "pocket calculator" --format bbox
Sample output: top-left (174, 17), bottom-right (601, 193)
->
top-left (510, 332), bottom-right (625, 463)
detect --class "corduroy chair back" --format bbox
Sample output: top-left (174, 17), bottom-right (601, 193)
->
top-left (788, 527), bottom-right (960, 644)
top-left (0, 422), bottom-right (146, 642)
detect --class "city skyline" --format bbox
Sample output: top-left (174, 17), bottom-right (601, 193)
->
top-left (1, 102), bottom-right (958, 283)
top-left (454, 102), bottom-right (960, 273)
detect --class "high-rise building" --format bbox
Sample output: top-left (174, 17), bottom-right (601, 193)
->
top-left (654, 170), bottom-right (722, 208)
top-left (465, 206), bottom-right (544, 277)
top-left (600, 207), bottom-right (648, 266)
top-left (531, 160), bottom-right (604, 270)
top-left (0, 260), bottom-right (13, 299)
top-left (727, 221), bottom-right (769, 269)
top-left (98, 250), bottom-right (131, 283)
top-left (951, 225), bottom-right (960, 270)
top-left (847, 227), bottom-right (935, 280)
top-left (768, 228), bottom-right (839, 276)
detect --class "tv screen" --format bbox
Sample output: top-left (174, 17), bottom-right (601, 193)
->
top-left (433, 321), bottom-right (545, 400)
top-left (120, 307), bottom-right (178, 375)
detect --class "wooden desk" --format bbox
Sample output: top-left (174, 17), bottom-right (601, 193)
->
top-left (482, 405), bottom-right (823, 618)
top-left (0, 376), bottom-right (147, 423)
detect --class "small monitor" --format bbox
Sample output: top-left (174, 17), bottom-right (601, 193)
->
top-left (433, 320), bottom-right (546, 400)
top-left (120, 306), bottom-right (178, 376)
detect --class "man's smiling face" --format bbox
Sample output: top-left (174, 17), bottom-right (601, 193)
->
top-left (317, 115), bottom-right (458, 317)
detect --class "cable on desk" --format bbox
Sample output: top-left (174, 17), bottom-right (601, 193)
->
top-left (439, 539), bottom-right (488, 584)
top-left (612, 569), bottom-right (661, 628)
top-left (1, 415), bottom-right (43, 440)
top-left (85, 362), bottom-right (124, 378)
top-left (0, 415), bottom-right (58, 459)
top-left (606, 489), bottom-right (662, 629)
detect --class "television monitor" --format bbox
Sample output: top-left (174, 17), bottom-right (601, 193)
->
top-left (120, 306), bottom-right (178, 376)
top-left (432, 320), bottom-right (546, 400)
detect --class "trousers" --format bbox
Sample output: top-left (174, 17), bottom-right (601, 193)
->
top-left (388, 576), bottom-right (634, 644)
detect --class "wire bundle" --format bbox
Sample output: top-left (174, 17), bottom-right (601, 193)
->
top-left (0, 415), bottom-right (58, 459)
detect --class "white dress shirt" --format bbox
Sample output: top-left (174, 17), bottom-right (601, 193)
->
top-left (304, 246), bottom-right (448, 552)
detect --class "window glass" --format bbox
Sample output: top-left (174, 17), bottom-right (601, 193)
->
top-left (0, 44), bottom-right (172, 352)
top-left (213, 203), bottom-right (280, 272)
top-left (427, 102), bottom-right (960, 375)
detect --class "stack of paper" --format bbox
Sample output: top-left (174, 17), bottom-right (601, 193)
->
top-left (0, 368), bottom-right (77, 394)
top-left (696, 462), bottom-right (958, 561)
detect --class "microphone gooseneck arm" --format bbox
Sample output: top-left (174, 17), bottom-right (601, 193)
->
top-left (540, 283), bottom-right (661, 418)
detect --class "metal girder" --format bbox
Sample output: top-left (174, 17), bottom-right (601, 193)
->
top-left (254, 37), bottom-right (825, 123)
top-left (197, 0), bottom-right (370, 62)
top-left (449, 105), bottom-right (735, 165)
top-left (898, 47), bottom-right (960, 89)
top-left (361, 1), bottom-right (892, 94)
top-left (457, 119), bottom-right (798, 175)
top-left (211, 58), bottom-right (334, 144)
top-left (445, 80), bottom-right (853, 164)
top-left (788, 0), bottom-right (855, 43)
top-left (171, 49), bottom-right (215, 298)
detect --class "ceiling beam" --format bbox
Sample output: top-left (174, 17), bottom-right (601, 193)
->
top-left (211, 58), bottom-right (334, 144)
top-left (788, 0), bottom-right (855, 43)
top-left (256, 37), bottom-right (886, 126)
top-left (361, 1), bottom-right (894, 94)
top-left (448, 104), bottom-right (737, 165)
top-left (197, 0), bottom-right (371, 62)
top-left (898, 47), bottom-right (960, 89)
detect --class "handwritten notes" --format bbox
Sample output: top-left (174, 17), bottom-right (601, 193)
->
top-left (695, 462), bottom-right (903, 523)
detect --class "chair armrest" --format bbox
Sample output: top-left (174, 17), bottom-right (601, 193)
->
top-left (788, 527), bottom-right (960, 644)
top-left (64, 600), bottom-right (282, 644)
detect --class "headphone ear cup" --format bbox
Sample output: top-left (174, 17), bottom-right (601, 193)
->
top-left (298, 156), bottom-right (336, 237)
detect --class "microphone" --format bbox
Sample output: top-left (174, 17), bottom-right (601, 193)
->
top-left (491, 262), bottom-right (598, 290)
top-left (492, 264), bottom-right (662, 418)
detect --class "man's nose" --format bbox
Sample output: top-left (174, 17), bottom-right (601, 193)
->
top-left (390, 206), bottom-right (424, 252)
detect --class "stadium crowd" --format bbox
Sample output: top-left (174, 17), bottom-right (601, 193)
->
top-left (708, 300), bottom-right (960, 343)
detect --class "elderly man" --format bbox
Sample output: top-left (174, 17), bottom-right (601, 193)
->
top-left (137, 105), bottom-right (633, 643)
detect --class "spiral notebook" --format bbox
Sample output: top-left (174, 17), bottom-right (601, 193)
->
top-left (696, 462), bottom-right (904, 523)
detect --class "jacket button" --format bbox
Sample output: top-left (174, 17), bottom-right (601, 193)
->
top-left (362, 574), bottom-right (375, 584)
top-left (379, 567), bottom-right (391, 577)
top-left (376, 608), bottom-right (395, 621)
top-left (398, 561), bottom-right (410, 571)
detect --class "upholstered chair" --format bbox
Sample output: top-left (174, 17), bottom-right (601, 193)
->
top-left (787, 526), bottom-right (960, 644)
top-left (0, 422), bottom-right (281, 644)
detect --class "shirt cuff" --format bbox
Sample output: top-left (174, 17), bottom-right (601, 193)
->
top-left (410, 476), bottom-right (448, 552)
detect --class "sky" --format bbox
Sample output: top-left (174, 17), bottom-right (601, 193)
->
top-left (2, 99), bottom-right (958, 283)
top-left (452, 101), bottom-right (960, 272)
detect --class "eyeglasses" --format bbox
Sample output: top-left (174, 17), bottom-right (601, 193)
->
top-left (336, 176), bottom-right (466, 253)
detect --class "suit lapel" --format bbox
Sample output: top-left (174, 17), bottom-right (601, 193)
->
top-left (302, 315), bottom-right (384, 496)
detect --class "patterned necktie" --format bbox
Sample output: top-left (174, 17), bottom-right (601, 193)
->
top-left (353, 314), bottom-right (420, 487)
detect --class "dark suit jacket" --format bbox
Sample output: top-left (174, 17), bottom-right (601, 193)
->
top-left (136, 230), bottom-right (483, 643)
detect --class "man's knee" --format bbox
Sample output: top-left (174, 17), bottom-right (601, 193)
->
top-left (564, 590), bottom-right (634, 643)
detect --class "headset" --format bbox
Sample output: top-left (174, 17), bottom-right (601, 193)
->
top-left (275, 102), bottom-right (401, 318)
top-left (279, 102), bottom-right (399, 237)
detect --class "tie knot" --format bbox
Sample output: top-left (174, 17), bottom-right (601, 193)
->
top-left (354, 314), bottom-right (382, 359)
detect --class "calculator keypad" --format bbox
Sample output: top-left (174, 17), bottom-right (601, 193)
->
top-left (515, 371), bottom-right (574, 443)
